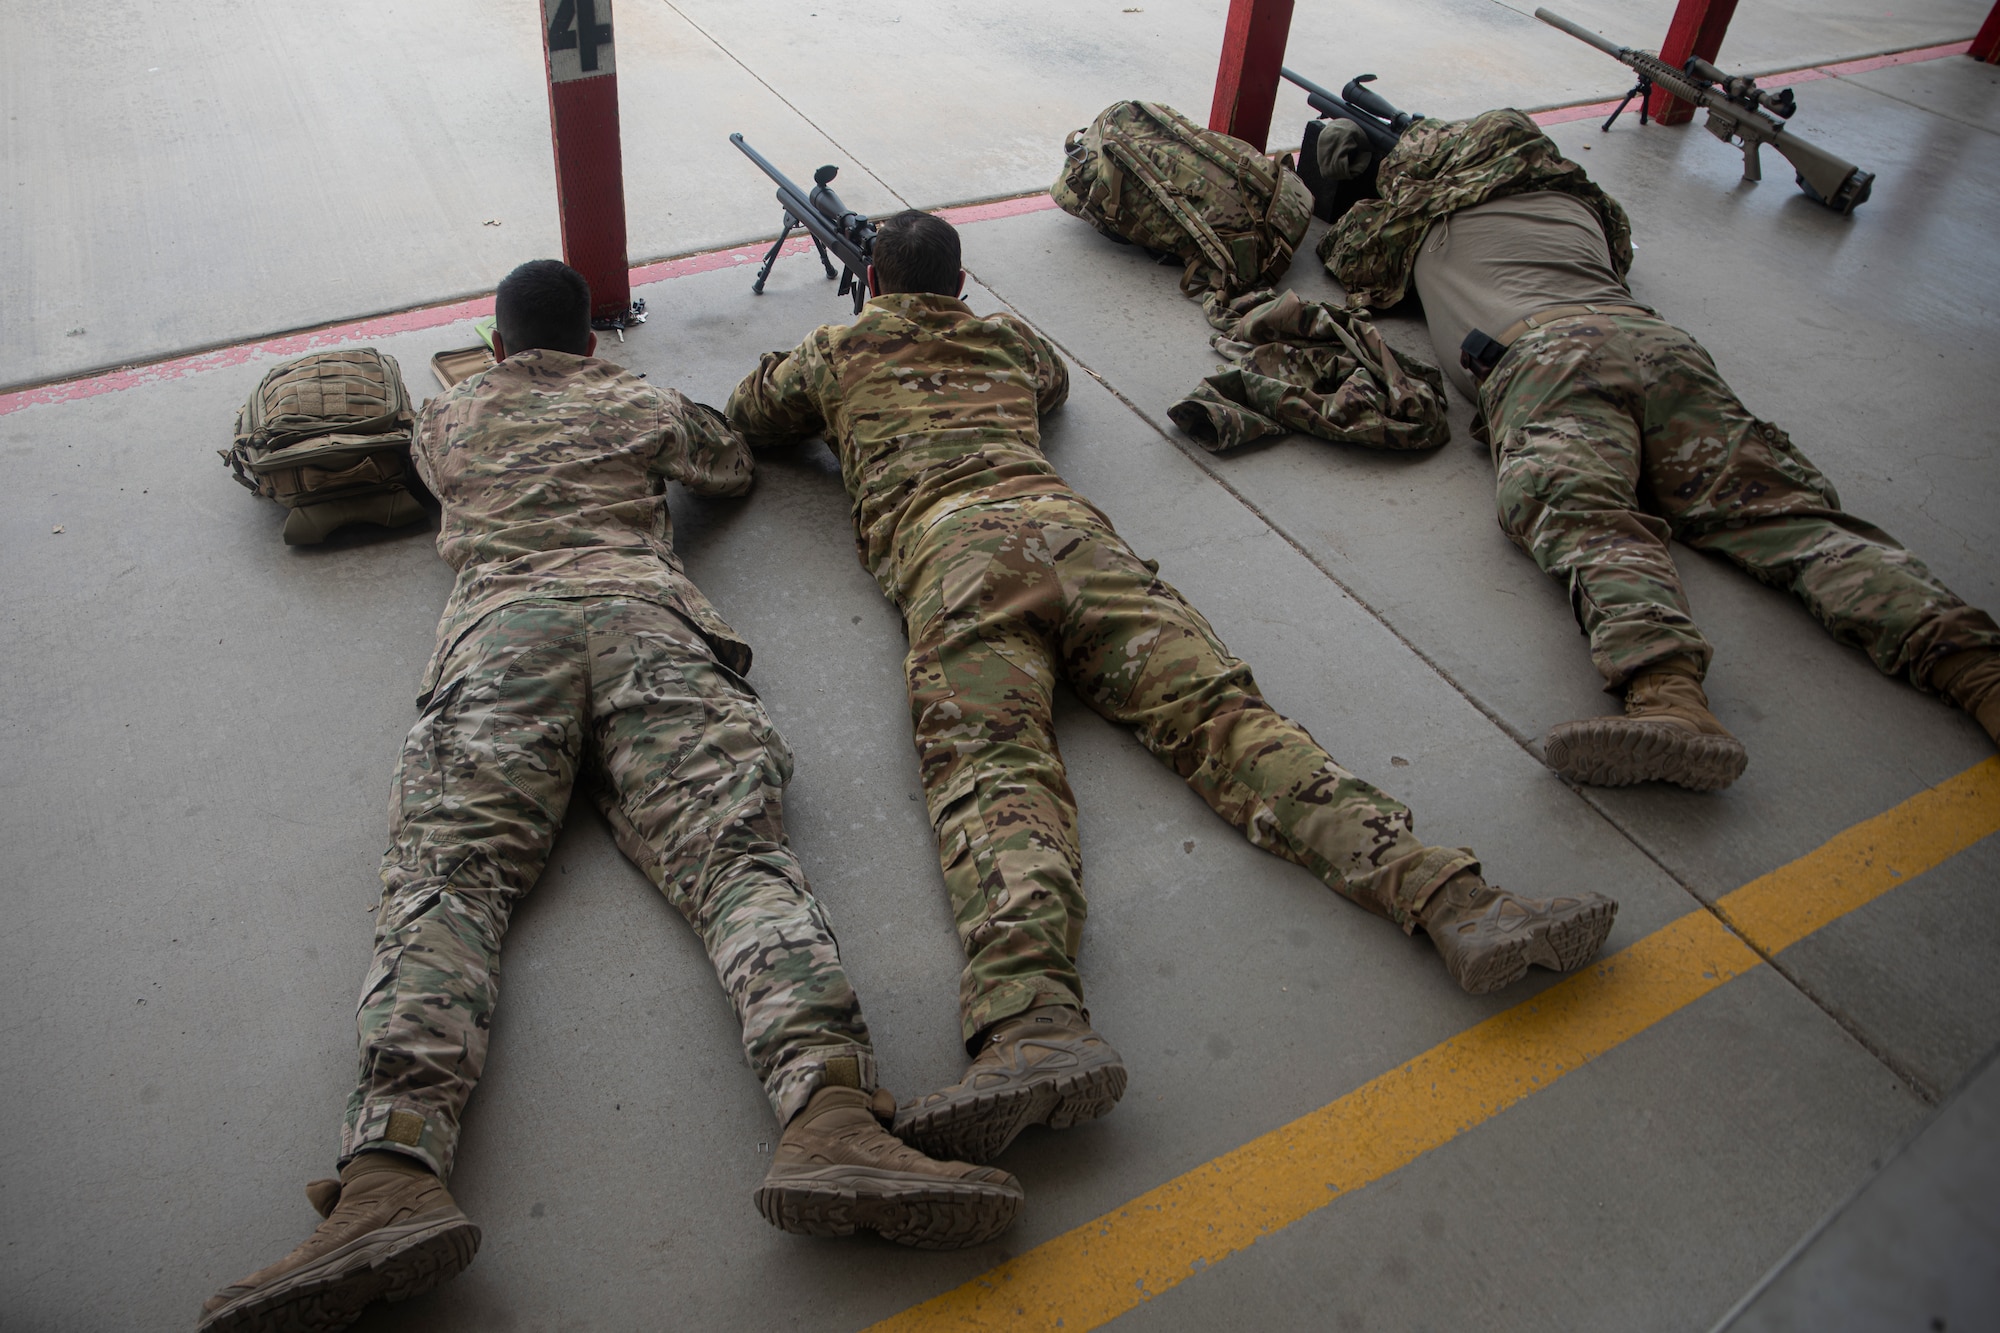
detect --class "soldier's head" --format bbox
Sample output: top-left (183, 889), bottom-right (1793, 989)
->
top-left (493, 259), bottom-right (597, 360)
top-left (867, 211), bottom-right (965, 299)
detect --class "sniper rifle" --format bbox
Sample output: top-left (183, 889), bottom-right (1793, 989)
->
top-left (1279, 69), bottom-right (1425, 220)
top-left (730, 133), bottom-right (879, 313)
top-left (1280, 68), bottom-right (1422, 160)
top-left (1535, 8), bottom-right (1874, 213)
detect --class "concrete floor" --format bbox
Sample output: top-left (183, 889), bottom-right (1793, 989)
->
top-left (2, 3), bottom-right (1997, 1331)
top-left (1715, 1050), bottom-right (2000, 1333)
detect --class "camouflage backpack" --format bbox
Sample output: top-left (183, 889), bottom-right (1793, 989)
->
top-left (1052, 101), bottom-right (1315, 302)
top-left (221, 348), bottom-right (426, 545)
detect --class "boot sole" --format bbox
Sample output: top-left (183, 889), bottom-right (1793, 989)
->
top-left (1447, 894), bottom-right (1618, 996)
top-left (197, 1208), bottom-right (480, 1333)
top-left (754, 1165), bottom-right (1024, 1250)
top-left (1544, 719), bottom-right (1748, 792)
top-left (895, 1054), bottom-right (1128, 1166)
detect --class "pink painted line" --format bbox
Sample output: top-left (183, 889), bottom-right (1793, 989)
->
top-left (937, 192), bottom-right (1061, 226)
top-left (3, 196), bottom-right (1066, 419)
top-left (1529, 39), bottom-right (1971, 126)
top-left (1533, 99), bottom-right (1625, 127)
top-left (628, 235), bottom-right (817, 287)
top-left (0, 295), bottom-right (498, 418)
top-left (0, 36), bottom-right (1965, 421)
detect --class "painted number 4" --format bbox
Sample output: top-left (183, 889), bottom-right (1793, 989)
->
top-left (547, 0), bottom-right (613, 72)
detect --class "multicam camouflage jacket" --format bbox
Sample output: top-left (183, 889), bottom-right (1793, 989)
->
top-left (725, 292), bottom-right (1073, 598)
top-left (1169, 287), bottom-right (1451, 453)
top-left (1322, 109), bottom-right (1635, 308)
top-left (412, 348), bottom-right (755, 701)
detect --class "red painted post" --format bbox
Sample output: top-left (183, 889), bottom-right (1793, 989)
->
top-left (1971, 0), bottom-right (2000, 62)
top-left (540, 0), bottom-right (635, 325)
top-left (1647, 0), bottom-right (1742, 126)
top-left (1208, 0), bottom-right (1296, 150)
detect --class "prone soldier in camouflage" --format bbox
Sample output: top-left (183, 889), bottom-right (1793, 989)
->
top-left (1322, 111), bottom-right (2000, 788)
top-left (198, 262), bottom-right (1022, 1333)
top-left (727, 211), bottom-right (1618, 1167)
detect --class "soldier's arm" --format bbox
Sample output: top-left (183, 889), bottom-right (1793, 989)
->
top-left (656, 388), bottom-right (755, 498)
top-left (408, 397), bottom-right (446, 497)
top-left (725, 336), bottom-right (831, 448)
top-left (994, 314), bottom-right (1069, 416)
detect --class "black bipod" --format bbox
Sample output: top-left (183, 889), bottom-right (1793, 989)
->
top-left (750, 212), bottom-right (838, 295)
top-left (590, 296), bottom-right (648, 342)
top-left (1601, 72), bottom-right (1653, 131)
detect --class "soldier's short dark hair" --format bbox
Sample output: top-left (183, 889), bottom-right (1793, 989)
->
top-left (495, 259), bottom-right (594, 355)
top-left (872, 211), bottom-right (961, 296)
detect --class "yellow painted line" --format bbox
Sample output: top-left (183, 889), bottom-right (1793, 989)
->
top-left (1717, 757), bottom-right (2000, 954)
top-left (868, 757), bottom-right (2000, 1333)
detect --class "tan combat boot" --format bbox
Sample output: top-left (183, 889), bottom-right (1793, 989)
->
top-left (893, 1005), bottom-right (1127, 1164)
top-left (1935, 649), bottom-right (2000, 747)
top-left (1543, 657), bottom-right (1748, 791)
top-left (197, 1151), bottom-right (479, 1333)
top-left (1419, 870), bottom-right (1619, 995)
top-left (755, 1085), bottom-right (1024, 1249)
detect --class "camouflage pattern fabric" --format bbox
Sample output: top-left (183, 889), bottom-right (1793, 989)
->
top-left (411, 348), bottom-right (756, 703)
top-left (1169, 287), bottom-right (1452, 453)
top-left (726, 292), bottom-right (1074, 599)
top-left (221, 348), bottom-right (425, 544)
top-left (343, 597), bottom-right (875, 1177)
top-left (730, 300), bottom-right (1475, 1045)
top-left (1050, 101), bottom-right (1316, 304)
top-left (1321, 110), bottom-right (1634, 309)
top-left (1484, 312), bottom-right (2000, 690)
top-left (903, 496), bottom-right (1476, 1040)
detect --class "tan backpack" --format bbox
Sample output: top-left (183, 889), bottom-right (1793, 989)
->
top-left (1051, 101), bottom-right (1315, 303)
top-left (222, 349), bottom-right (426, 545)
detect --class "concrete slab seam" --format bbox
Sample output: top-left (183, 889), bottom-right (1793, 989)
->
top-left (863, 757), bottom-right (2000, 1333)
top-left (965, 237), bottom-right (1977, 1118)
top-left (657, 0), bottom-right (912, 213)
top-left (2, 40), bottom-right (1964, 409)
top-left (0, 197), bottom-right (1057, 416)
top-left (967, 274), bottom-right (1543, 759)
top-left (1551, 781), bottom-right (1951, 1103)
top-left (1699, 1042), bottom-right (2000, 1333)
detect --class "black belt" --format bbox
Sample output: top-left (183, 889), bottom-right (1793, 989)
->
top-left (1459, 303), bottom-right (1655, 384)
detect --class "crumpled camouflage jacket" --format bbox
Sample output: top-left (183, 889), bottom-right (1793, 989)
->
top-left (1321, 109), bottom-right (1634, 308)
top-left (412, 347), bottom-right (755, 701)
top-left (725, 291), bottom-right (1072, 600)
top-left (1170, 288), bottom-right (1451, 453)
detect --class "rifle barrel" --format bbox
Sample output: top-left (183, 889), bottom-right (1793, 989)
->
top-left (1533, 8), bottom-right (1627, 59)
top-left (729, 132), bottom-right (814, 214)
top-left (1279, 66), bottom-right (1343, 105)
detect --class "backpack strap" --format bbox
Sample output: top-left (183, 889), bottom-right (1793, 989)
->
top-left (1134, 103), bottom-right (1278, 198)
top-left (1100, 136), bottom-right (1235, 286)
top-left (1127, 102), bottom-right (1295, 295)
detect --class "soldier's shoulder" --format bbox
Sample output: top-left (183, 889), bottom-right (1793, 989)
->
top-left (981, 308), bottom-right (1047, 344)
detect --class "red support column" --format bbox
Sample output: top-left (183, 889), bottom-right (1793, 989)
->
top-left (1647, 0), bottom-right (1742, 125)
top-left (541, 0), bottom-right (633, 324)
top-left (1208, 0), bottom-right (1296, 150)
top-left (1971, 0), bottom-right (2000, 62)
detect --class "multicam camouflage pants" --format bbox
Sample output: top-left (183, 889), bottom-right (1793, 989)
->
top-left (341, 598), bottom-right (873, 1178)
top-left (899, 496), bottom-right (1475, 1046)
top-left (1484, 313), bottom-right (2000, 691)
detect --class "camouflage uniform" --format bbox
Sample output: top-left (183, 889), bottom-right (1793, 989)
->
top-left (1168, 286), bottom-right (1452, 453)
top-left (728, 294), bottom-right (1475, 1044)
top-left (343, 349), bottom-right (874, 1179)
top-left (1328, 114), bottom-right (2000, 691)
top-left (1321, 109), bottom-right (1635, 311)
